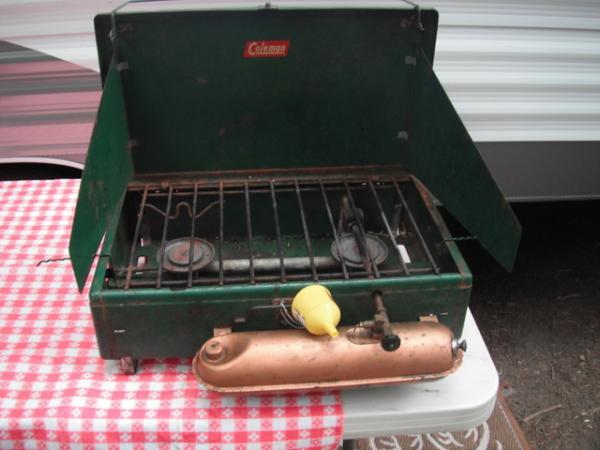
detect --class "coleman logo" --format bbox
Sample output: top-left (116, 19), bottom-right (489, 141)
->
top-left (243, 40), bottom-right (290, 58)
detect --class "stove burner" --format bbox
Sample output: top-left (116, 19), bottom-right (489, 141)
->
top-left (157, 238), bottom-right (215, 273)
top-left (330, 233), bottom-right (389, 268)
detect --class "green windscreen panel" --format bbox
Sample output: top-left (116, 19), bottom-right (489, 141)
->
top-left (69, 58), bottom-right (133, 291)
top-left (407, 49), bottom-right (521, 270)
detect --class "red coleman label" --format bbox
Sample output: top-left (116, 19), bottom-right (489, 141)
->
top-left (243, 40), bottom-right (290, 58)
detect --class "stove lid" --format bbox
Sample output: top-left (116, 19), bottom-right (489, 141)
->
top-left (92, 6), bottom-right (439, 176)
top-left (70, 5), bottom-right (520, 289)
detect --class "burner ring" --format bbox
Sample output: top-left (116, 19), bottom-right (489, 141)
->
top-left (330, 233), bottom-right (389, 268)
top-left (157, 238), bottom-right (215, 273)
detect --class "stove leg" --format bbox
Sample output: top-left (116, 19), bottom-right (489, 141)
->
top-left (119, 356), bottom-right (138, 375)
top-left (342, 439), bottom-right (356, 450)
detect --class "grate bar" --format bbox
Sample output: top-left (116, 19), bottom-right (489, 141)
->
top-left (124, 185), bottom-right (149, 290)
top-left (391, 177), bottom-right (440, 274)
top-left (270, 181), bottom-right (287, 283)
top-left (115, 264), bottom-right (432, 278)
top-left (344, 180), bottom-right (381, 278)
top-left (218, 182), bottom-right (225, 285)
top-left (319, 179), bottom-right (349, 280)
top-left (244, 181), bottom-right (256, 284)
top-left (156, 186), bottom-right (174, 288)
top-left (187, 183), bottom-right (198, 287)
top-left (121, 266), bottom-right (434, 288)
top-left (135, 184), bottom-right (397, 197)
top-left (368, 179), bottom-right (410, 276)
top-left (295, 180), bottom-right (318, 281)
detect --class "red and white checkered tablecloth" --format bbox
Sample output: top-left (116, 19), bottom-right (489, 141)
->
top-left (0, 179), bottom-right (344, 450)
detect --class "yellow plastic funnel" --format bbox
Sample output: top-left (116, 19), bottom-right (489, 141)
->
top-left (291, 284), bottom-right (341, 337)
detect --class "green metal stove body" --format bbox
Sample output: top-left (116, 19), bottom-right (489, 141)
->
top-left (69, 4), bottom-right (520, 364)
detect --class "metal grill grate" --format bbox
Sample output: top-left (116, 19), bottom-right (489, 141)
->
top-left (111, 176), bottom-right (441, 289)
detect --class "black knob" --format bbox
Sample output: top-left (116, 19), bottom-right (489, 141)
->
top-left (452, 338), bottom-right (467, 355)
top-left (381, 334), bottom-right (401, 352)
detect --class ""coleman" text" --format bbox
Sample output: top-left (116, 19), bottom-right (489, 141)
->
top-left (243, 40), bottom-right (290, 58)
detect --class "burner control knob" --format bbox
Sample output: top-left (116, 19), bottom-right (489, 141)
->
top-left (381, 334), bottom-right (401, 352)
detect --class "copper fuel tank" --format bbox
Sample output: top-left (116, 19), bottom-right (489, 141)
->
top-left (193, 321), bottom-right (464, 393)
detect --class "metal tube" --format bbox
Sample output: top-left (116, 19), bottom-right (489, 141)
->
top-left (125, 185), bottom-right (149, 290)
top-left (206, 256), bottom-right (337, 273)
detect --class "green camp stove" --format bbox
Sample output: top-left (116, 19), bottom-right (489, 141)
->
top-left (69, 2), bottom-right (520, 392)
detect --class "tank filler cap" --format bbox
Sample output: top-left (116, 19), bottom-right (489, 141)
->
top-left (203, 340), bottom-right (226, 363)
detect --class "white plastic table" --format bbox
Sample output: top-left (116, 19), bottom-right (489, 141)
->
top-left (342, 309), bottom-right (498, 439)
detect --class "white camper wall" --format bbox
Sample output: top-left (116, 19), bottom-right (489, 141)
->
top-left (1, 0), bottom-right (599, 199)
top-left (425, 0), bottom-right (600, 143)
top-left (421, 0), bottom-right (600, 200)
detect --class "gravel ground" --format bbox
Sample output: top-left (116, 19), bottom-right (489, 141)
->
top-left (449, 200), bottom-right (600, 450)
